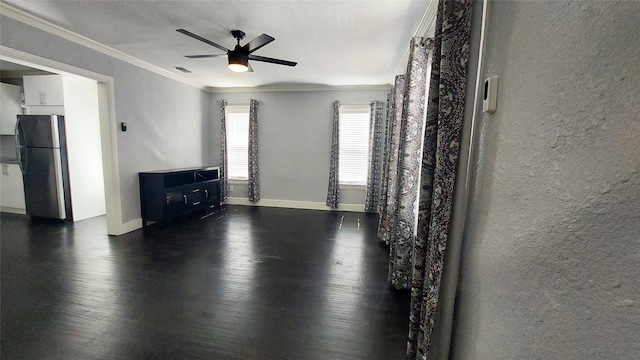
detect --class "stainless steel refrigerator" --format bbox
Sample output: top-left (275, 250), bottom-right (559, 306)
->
top-left (16, 115), bottom-right (73, 220)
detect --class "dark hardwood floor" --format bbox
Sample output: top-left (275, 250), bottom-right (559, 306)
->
top-left (1, 206), bottom-right (410, 359)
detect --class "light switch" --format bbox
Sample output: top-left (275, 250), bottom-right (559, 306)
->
top-left (483, 75), bottom-right (498, 113)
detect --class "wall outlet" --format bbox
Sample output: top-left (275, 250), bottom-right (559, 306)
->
top-left (230, 185), bottom-right (234, 191)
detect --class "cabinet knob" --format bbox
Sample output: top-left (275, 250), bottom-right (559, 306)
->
top-left (183, 195), bottom-right (187, 204)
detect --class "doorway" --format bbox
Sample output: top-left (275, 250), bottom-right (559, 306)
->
top-left (0, 47), bottom-right (123, 235)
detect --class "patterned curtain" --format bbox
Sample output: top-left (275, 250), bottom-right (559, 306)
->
top-left (407, 0), bottom-right (473, 358)
top-left (377, 75), bottom-right (406, 245)
top-left (376, 92), bottom-right (394, 235)
top-left (388, 37), bottom-right (430, 289)
top-left (248, 99), bottom-right (261, 202)
top-left (219, 100), bottom-right (228, 205)
top-left (364, 101), bottom-right (385, 213)
top-left (325, 100), bottom-right (340, 209)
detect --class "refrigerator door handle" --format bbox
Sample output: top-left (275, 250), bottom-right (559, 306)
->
top-left (52, 150), bottom-right (66, 218)
top-left (15, 119), bottom-right (25, 173)
top-left (50, 115), bottom-right (61, 148)
top-left (16, 149), bottom-right (26, 173)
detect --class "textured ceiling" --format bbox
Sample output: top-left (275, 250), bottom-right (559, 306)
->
top-left (1, 0), bottom-right (435, 89)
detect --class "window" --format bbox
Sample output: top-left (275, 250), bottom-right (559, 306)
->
top-left (339, 105), bottom-right (371, 185)
top-left (225, 105), bottom-right (249, 180)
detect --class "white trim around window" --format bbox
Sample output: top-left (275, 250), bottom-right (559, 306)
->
top-left (338, 104), bottom-right (371, 186)
top-left (225, 105), bottom-right (250, 181)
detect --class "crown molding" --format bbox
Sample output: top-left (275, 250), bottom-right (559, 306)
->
top-left (0, 2), bottom-right (207, 91)
top-left (2, 2), bottom-right (407, 93)
top-left (208, 83), bottom-right (392, 94)
top-left (395, 0), bottom-right (438, 76)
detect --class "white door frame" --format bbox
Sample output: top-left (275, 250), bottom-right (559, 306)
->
top-left (1, 46), bottom-right (125, 235)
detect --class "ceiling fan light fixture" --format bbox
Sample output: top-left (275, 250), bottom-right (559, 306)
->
top-left (228, 51), bottom-right (249, 73)
top-left (228, 63), bottom-right (248, 73)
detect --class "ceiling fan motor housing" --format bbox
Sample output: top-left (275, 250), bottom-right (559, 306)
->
top-left (229, 46), bottom-right (249, 66)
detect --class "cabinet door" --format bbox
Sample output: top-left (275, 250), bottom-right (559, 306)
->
top-left (42, 76), bottom-right (64, 105)
top-left (23, 75), bottom-right (64, 106)
top-left (202, 181), bottom-right (220, 207)
top-left (0, 83), bottom-right (22, 135)
top-left (164, 188), bottom-right (187, 218)
top-left (0, 164), bottom-right (26, 211)
top-left (23, 76), bottom-right (42, 105)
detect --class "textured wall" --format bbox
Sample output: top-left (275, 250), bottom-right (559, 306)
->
top-left (452, 1), bottom-right (640, 359)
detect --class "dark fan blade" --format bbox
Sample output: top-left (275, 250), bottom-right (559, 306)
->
top-left (176, 29), bottom-right (229, 53)
top-left (242, 34), bottom-right (275, 53)
top-left (249, 55), bottom-right (297, 67)
top-left (185, 54), bottom-right (227, 59)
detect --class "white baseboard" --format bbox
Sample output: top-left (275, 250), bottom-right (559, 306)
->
top-left (120, 218), bottom-right (143, 235)
top-left (119, 199), bottom-right (364, 236)
top-left (226, 197), bottom-right (365, 212)
top-left (0, 207), bottom-right (26, 215)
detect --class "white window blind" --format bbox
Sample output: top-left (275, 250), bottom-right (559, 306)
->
top-left (339, 105), bottom-right (371, 185)
top-left (225, 106), bottom-right (249, 180)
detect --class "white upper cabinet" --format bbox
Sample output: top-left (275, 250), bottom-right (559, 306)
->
top-left (0, 83), bottom-right (23, 135)
top-left (23, 75), bottom-right (64, 106)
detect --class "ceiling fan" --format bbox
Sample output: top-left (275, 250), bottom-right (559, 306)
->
top-left (177, 29), bottom-right (297, 73)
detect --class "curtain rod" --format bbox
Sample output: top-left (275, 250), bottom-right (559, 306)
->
top-left (338, 101), bottom-right (385, 106)
top-left (217, 99), bottom-right (262, 104)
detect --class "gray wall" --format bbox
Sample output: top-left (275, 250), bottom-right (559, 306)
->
top-left (1, 16), bottom-right (212, 223)
top-left (211, 89), bottom-right (388, 205)
top-left (452, 2), bottom-right (640, 359)
top-left (0, 14), bottom-right (387, 222)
